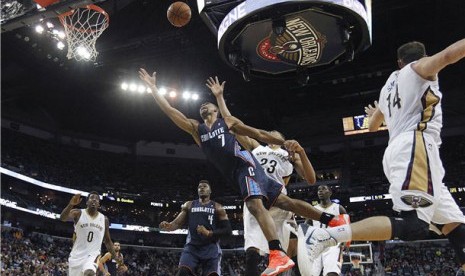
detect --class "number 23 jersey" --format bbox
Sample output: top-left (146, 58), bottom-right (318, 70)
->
top-left (252, 145), bottom-right (293, 192)
top-left (378, 62), bottom-right (443, 146)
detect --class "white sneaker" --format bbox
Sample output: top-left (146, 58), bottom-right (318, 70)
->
top-left (304, 226), bottom-right (337, 261)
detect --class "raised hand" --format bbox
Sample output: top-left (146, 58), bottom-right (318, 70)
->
top-left (69, 193), bottom-right (82, 206)
top-left (159, 221), bottom-right (173, 231)
top-left (364, 101), bottom-right (379, 117)
top-left (138, 68), bottom-right (157, 89)
top-left (284, 140), bottom-right (304, 153)
top-left (206, 76), bottom-right (226, 97)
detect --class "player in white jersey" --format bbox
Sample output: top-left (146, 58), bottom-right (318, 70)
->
top-left (206, 77), bottom-right (317, 276)
top-left (60, 192), bottom-right (121, 276)
top-left (303, 39), bottom-right (465, 271)
top-left (306, 185), bottom-right (347, 276)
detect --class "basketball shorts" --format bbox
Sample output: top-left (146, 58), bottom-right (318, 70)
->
top-left (243, 202), bottom-right (293, 254)
top-left (383, 131), bottom-right (465, 225)
top-left (310, 245), bottom-right (342, 276)
top-left (179, 243), bottom-right (222, 275)
top-left (234, 161), bottom-right (283, 209)
top-left (68, 254), bottom-right (99, 276)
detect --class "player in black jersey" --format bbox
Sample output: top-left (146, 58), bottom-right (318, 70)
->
top-left (98, 242), bottom-right (127, 275)
top-left (139, 69), bottom-right (347, 276)
top-left (160, 180), bottom-right (232, 276)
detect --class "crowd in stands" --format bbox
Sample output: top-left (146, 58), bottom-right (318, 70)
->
top-left (2, 226), bottom-right (464, 275)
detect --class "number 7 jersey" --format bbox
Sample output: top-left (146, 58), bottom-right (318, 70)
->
top-left (378, 62), bottom-right (443, 146)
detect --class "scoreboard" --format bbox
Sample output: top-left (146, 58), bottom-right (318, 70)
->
top-left (342, 114), bottom-right (387, 135)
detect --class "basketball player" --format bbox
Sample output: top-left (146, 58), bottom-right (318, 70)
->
top-left (306, 184), bottom-right (347, 276)
top-left (98, 242), bottom-right (128, 275)
top-left (206, 76), bottom-right (317, 276)
top-left (159, 180), bottom-right (231, 276)
top-left (303, 39), bottom-right (465, 270)
top-left (60, 192), bottom-right (121, 276)
top-left (139, 68), bottom-right (345, 276)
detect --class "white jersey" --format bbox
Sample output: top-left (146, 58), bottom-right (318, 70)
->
top-left (378, 62), bottom-right (443, 146)
top-left (69, 209), bottom-right (106, 267)
top-left (312, 203), bottom-right (340, 228)
top-left (252, 145), bottom-right (293, 193)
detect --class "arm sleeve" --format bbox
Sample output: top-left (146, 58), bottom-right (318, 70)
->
top-left (212, 219), bottom-right (232, 238)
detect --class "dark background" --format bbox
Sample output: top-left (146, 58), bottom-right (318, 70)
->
top-left (2, 0), bottom-right (465, 144)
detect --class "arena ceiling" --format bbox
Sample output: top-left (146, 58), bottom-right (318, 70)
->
top-left (2, 0), bottom-right (465, 144)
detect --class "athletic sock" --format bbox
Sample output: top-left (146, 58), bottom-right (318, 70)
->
top-left (326, 225), bottom-right (352, 243)
top-left (268, 240), bottom-right (284, 251)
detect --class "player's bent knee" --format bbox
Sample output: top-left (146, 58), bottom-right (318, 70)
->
top-left (245, 198), bottom-right (265, 215)
top-left (389, 210), bottom-right (429, 241)
top-left (83, 270), bottom-right (96, 276)
top-left (446, 223), bottom-right (465, 265)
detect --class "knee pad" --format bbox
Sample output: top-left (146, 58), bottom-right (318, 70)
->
top-left (176, 266), bottom-right (193, 276)
top-left (245, 248), bottom-right (261, 276)
top-left (446, 223), bottom-right (465, 266)
top-left (389, 210), bottom-right (429, 241)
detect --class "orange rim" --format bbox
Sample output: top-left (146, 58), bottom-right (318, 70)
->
top-left (59, 4), bottom-right (109, 33)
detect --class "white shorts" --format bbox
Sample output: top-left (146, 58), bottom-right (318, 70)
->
top-left (68, 254), bottom-right (99, 276)
top-left (310, 245), bottom-right (342, 276)
top-left (243, 202), bottom-right (293, 255)
top-left (383, 131), bottom-right (465, 225)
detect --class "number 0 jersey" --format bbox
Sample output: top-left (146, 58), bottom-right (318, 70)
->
top-left (378, 62), bottom-right (443, 146)
top-left (69, 209), bottom-right (105, 265)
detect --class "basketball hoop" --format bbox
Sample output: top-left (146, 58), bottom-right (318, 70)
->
top-left (58, 4), bottom-right (109, 61)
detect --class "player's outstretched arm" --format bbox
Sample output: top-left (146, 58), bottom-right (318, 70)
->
top-left (224, 116), bottom-right (284, 146)
top-left (160, 201), bottom-right (191, 231)
top-left (287, 140), bottom-right (316, 184)
top-left (60, 193), bottom-right (82, 222)
top-left (206, 76), bottom-right (260, 151)
top-left (413, 38), bottom-right (465, 80)
top-left (139, 68), bottom-right (200, 143)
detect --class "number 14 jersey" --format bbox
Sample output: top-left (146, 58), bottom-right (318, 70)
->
top-left (378, 62), bottom-right (443, 146)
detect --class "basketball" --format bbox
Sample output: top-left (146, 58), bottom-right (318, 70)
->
top-left (167, 2), bottom-right (191, 27)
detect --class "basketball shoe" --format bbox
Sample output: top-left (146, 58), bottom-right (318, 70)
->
top-left (261, 250), bottom-right (295, 276)
top-left (304, 226), bottom-right (337, 262)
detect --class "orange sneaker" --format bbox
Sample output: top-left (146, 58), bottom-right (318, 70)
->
top-left (261, 250), bottom-right (295, 276)
top-left (328, 214), bottom-right (350, 227)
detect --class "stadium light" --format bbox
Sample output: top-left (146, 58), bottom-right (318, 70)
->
top-left (57, 31), bottom-right (66, 39)
top-left (76, 46), bottom-right (91, 60)
top-left (158, 87), bottom-right (167, 95)
top-left (129, 83), bottom-right (137, 92)
top-left (182, 91), bottom-right (191, 99)
top-left (137, 85), bottom-right (146, 94)
top-left (121, 82), bottom-right (129, 90)
top-left (56, 41), bottom-right (65, 50)
top-left (192, 93), bottom-right (199, 100)
top-left (35, 25), bottom-right (44, 34)
top-left (169, 91), bottom-right (177, 98)
top-left (146, 87), bottom-right (152, 94)
top-left (46, 22), bottom-right (54, 28)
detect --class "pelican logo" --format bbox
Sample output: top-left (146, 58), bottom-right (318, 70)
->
top-left (400, 195), bottom-right (433, 208)
top-left (257, 17), bottom-right (327, 66)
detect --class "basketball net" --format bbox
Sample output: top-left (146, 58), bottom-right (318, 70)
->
top-left (351, 258), bottom-right (361, 269)
top-left (59, 4), bottom-right (109, 61)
